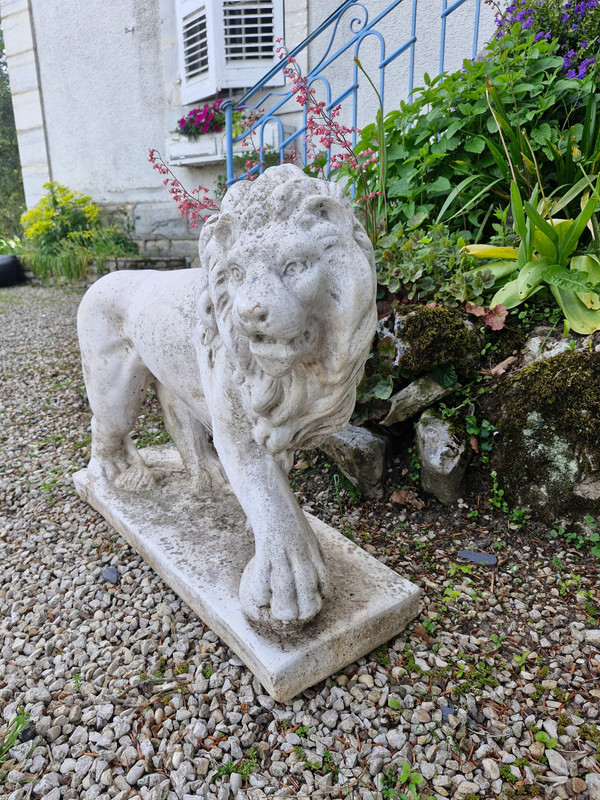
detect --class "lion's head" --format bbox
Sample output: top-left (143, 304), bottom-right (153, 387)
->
top-left (198, 164), bottom-right (377, 455)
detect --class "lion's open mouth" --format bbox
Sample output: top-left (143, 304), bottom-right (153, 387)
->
top-left (248, 329), bottom-right (315, 376)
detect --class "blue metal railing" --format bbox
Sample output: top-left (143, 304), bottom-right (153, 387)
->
top-left (224, 0), bottom-right (484, 186)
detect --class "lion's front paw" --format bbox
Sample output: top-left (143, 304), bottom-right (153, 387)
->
top-left (238, 534), bottom-right (329, 631)
top-left (114, 463), bottom-right (163, 492)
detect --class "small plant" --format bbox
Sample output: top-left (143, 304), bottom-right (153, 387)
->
top-left (215, 749), bottom-right (258, 781)
top-left (174, 662), bottom-right (190, 675)
top-left (534, 730), bottom-right (557, 749)
top-left (465, 415), bottom-right (497, 463)
top-left (499, 764), bottom-right (518, 784)
top-left (381, 763), bottom-right (435, 800)
top-left (513, 650), bottom-right (531, 669)
top-left (72, 672), bottom-right (83, 691)
top-left (489, 471), bottom-right (509, 513)
top-left (202, 666), bottom-right (214, 680)
top-left (0, 708), bottom-right (30, 782)
top-left (550, 516), bottom-right (600, 558)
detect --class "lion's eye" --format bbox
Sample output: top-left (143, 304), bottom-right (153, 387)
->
top-left (230, 265), bottom-right (244, 282)
top-left (284, 260), bottom-right (305, 277)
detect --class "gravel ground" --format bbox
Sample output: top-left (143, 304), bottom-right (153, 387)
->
top-left (1, 284), bottom-right (600, 800)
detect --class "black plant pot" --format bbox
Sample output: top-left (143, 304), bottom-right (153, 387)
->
top-left (0, 255), bottom-right (27, 287)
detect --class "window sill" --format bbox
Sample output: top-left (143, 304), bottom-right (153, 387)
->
top-left (166, 132), bottom-right (229, 166)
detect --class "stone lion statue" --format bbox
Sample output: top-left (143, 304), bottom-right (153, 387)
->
top-left (78, 165), bottom-right (377, 631)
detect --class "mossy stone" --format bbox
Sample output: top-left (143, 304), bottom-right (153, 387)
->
top-left (395, 305), bottom-right (480, 379)
top-left (486, 350), bottom-right (600, 523)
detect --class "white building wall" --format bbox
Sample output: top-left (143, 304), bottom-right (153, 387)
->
top-left (2, 0), bottom-right (499, 254)
top-left (306, 0), bottom-right (498, 131)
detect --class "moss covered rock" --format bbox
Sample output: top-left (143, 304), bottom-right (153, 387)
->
top-left (486, 350), bottom-right (600, 523)
top-left (379, 305), bottom-right (480, 379)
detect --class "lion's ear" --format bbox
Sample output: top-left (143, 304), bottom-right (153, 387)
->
top-left (300, 196), bottom-right (353, 233)
top-left (212, 213), bottom-right (236, 252)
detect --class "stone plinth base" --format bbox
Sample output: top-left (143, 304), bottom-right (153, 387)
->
top-left (73, 446), bottom-right (421, 703)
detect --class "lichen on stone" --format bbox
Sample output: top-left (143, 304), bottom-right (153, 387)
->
top-left (486, 350), bottom-right (600, 521)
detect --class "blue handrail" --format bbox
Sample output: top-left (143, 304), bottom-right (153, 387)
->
top-left (224, 0), bottom-right (483, 186)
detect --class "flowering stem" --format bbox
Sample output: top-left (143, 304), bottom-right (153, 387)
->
top-left (148, 149), bottom-right (218, 228)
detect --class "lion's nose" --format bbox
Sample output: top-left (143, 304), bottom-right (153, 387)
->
top-left (244, 303), bottom-right (268, 323)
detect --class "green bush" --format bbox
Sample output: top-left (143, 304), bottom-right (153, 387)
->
top-left (347, 24), bottom-right (600, 238)
top-left (17, 182), bottom-right (137, 281)
top-left (20, 182), bottom-right (101, 252)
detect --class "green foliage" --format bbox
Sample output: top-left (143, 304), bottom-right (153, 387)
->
top-left (0, 22), bottom-right (25, 237)
top-left (21, 182), bottom-right (101, 251)
top-left (381, 763), bottom-right (435, 800)
top-left (349, 25), bottom-right (600, 238)
top-left (497, 0), bottom-right (600, 80)
top-left (534, 730), bottom-right (557, 749)
top-left (15, 182), bottom-right (137, 281)
top-left (550, 515), bottom-right (600, 559)
top-left (0, 708), bottom-right (30, 782)
top-left (376, 223), bottom-right (490, 306)
top-left (215, 749), bottom-right (258, 781)
top-left (467, 179), bottom-right (600, 333)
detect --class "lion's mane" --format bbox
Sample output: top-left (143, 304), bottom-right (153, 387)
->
top-left (197, 165), bottom-right (377, 456)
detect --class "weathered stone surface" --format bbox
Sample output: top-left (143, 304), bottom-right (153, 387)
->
top-left (416, 410), bottom-right (470, 504)
top-left (76, 165), bottom-right (378, 633)
top-left (382, 376), bottom-right (455, 426)
top-left (319, 424), bottom-right (388, 498)
top-left (73, 445), bottom-right (421, 703)
top-left (484, 349), bottom-right (600, 525)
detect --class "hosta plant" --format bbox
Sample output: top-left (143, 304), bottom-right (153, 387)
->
top-left (465, 180), bottom-right (600, 333)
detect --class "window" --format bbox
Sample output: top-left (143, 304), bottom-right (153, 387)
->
top-left (177, 0), bottom-right (284, 104)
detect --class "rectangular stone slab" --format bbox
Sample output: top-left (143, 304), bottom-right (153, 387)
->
top-left (73, 446), bottom-right (421, 703)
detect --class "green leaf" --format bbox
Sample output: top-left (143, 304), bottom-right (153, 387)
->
top-left (550, 285), bottom-right (600, 334)
top-left (517, 258), bottom-right (553, 300)
top-left (510, 182), bottom-right (528, 242)
top-left (430, 364), bottom-right (457, 388)
top-left (464, 136), bottom-right (485, 154)
top-left (558, 193), bottom-right (598, 262)
top-left (429, 176), bottom-right (452, 194)
top-left (524, 202), bottom-right (559, 249)
top-left (542, 265), bottom-right (594, 293)
top-left (406, 210), bottom-right (429, 229)
top-left (572, 254), bottom-right (600, 309)
top-left (372, 376), bottom-right (394, 400)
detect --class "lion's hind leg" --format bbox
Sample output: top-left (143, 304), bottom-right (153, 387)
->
top-left (83, 345), bottom-right (159, 492)
top-left (155, 383), bottom-right (229, 494)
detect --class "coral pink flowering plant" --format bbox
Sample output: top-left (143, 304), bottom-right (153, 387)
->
top-left (275, 39), bottom-right (385, 243)
top-left (150, 41), bottom-right (387, 242)
top-left (148, 149), bottom-right (219, 228)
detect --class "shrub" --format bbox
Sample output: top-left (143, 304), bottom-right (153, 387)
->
top-left (18, 182), bottom-right (137, 281)
top-left (496, 0), bottom-right (600, 79)
top-left (346, 22), bottom-right (600, 238)
top-left (21, 182), bottom-right (101, 252)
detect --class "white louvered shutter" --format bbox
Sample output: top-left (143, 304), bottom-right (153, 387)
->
top-left (177, 0), bottom-right (283, 104)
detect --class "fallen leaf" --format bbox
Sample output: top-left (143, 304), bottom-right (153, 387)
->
top-left (469, 435), bottom-right (479, 453)
top-left (465, 301), bottom-right (486, 317)
top-left (490, 355), bottom-right (517, 376)
top-left (391, 488), bottom-right (425, 509)
top-left (484, 304), bottom-right (508, 331)
top-left (413, 624), bottom-right (433, 645)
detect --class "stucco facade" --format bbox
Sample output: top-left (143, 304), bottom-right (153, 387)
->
top-left (1, 0), bottom-right (496, 256)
